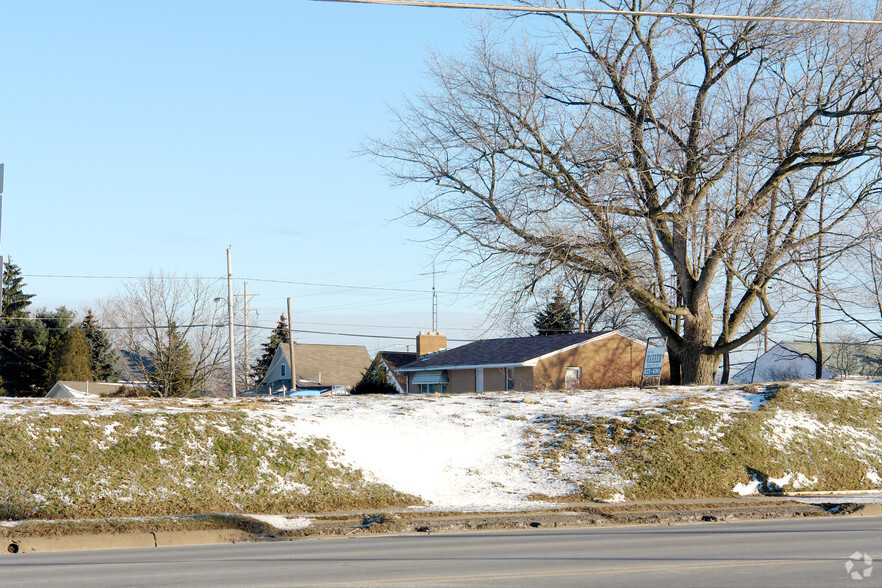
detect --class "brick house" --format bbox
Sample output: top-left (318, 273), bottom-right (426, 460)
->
top-left (399, 331), bottom-right (668, 393)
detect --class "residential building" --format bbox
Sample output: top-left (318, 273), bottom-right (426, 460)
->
top-left (400, 331), bottom-right (667, 393)
top-left (258, 343), bottom-right (372, 393)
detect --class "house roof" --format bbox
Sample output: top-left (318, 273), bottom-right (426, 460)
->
top-left (116, 349), bottom-right (153, 383)
top-left (46, 381), bottom-right (128, 398)
top-left (270, 343), bottom-right (372, 388)
top-left (400, 332), bottom-right (614, 371)
top-left (378, 351), bottom-right (417, 392)
top-left (734, 341), bottom-right (882, 381)
top-left (781, 341), bottom-right (882, 376)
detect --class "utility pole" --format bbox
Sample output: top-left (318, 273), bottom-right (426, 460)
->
top-left (287, 297), bottom-right (296, 392)
top-left (0, 164), bottom-right (5, 318)
top-left (226, 247), bottom-right (237, 398)
top-left (234, 281), bottom-right (258, 390)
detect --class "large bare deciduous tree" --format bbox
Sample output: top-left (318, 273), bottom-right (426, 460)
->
top-left (102, 272), bottom-right (228, 397)
top-left (371, 0), bottom-right (882, 384)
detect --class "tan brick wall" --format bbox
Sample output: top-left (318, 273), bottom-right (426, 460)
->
top-left (533, 333), bottom-right (670, 390)
top-left (483, 368), bottom-right (507, 392)
top-left (448, 369), bottom-right (476, 393)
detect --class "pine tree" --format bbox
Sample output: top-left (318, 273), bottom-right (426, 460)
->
top-left (533, 291), bottom-right (577, 336)
top-left (1, 259), bottom-right (35, 319)
top-left (81, 310), bottom-right (120, 381)
top-left (351, 354), bottom-right (398, 395)
top-left (1, 260), bottom-right (40, 394)
top-left (48, 327), bottom-right (93, 383)
top-left (148, 323), bottom-right (198, 397)
top-left (251, 315), bottom-right (290, 382)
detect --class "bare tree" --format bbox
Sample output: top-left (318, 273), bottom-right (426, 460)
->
top-left (101, 272), bottom-right (228, 397)
top-left (371, 0), bottom-right (882, 384)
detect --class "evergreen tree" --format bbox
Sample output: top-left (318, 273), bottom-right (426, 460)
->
top-left (81, 310), bottom-right (120, 381)
top-left (1, 259), bottom-right (35, 319)
top-left (48, 327), bottom-right (92, 383)
top-left (251, 315), bottom-right (289, 382)
top-left (351, 355), bottom-right (398, 395)
top-left (534, 291), bottom-right (577, 336)
top-left (148, 323), bottom-right (198, 397)
top-left (0, 260), bottom-right (37, 395)
top-left (1, 306), bottom-right (76, 396)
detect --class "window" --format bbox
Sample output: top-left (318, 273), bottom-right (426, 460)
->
top-left (505, 368), bottom-right (515, 391)
top-left (412, 371), bottom-right (449, 394)
top-left (281, 364), bottom-right (286, 377)
top-left (419, 383), bottom-right (448, 394)
top-left (565, 367), bottom-right (581, 390)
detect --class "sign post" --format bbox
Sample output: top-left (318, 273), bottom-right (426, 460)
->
top-left (640, 336), bottom-right (667, 388)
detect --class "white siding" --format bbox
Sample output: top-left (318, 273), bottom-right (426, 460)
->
top-left (733, 344), bottom-right (835, 384)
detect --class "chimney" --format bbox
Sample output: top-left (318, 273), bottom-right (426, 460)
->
top-left (417, 331), bottom-right (447, 357)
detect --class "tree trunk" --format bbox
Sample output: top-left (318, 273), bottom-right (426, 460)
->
top-left (679, 346), bottom-right (720, 385)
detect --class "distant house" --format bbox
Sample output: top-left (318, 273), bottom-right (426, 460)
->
top-left (733, 341), bottom-right (882, 384)
top-left (371, 351), bottom-right (418, 394)
top-left (45, 381), bottom-right (128, 399)
top-left (399, 331), bottom-right (667, 394)
top-left (258, 343), bottom-right (372, 393)
top-left (116, 349), bottom-right (153, 386)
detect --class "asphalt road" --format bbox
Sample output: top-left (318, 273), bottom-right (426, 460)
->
top-left (2, 517), bottom-right (879, 587)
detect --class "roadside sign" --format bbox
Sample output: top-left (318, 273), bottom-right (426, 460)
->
top-left (640, 337), bottom-right (667, 388)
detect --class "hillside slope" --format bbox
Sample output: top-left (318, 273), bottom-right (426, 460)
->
top-left (1, 380), bottom-right (881, 520)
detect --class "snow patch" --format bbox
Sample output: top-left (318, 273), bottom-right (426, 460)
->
top-left (247, 514), bottom-right (311, 531)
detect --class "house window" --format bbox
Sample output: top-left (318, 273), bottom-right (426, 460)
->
top-left (565, 367), bottom-right (581, 390)
top-left (419, 383), bottom-right (448, 394)
top-left (281, 364), bottom-right (286, 377)
top-left (505, 368), bottom-right (515, 391)
top-left (412, 370), bottom-right (449, 394)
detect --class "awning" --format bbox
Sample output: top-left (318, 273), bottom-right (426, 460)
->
top-left (411, 370), bottom-right (448, 385)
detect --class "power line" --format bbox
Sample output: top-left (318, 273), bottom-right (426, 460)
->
top-left (21, 273), bottom-right (461, 295)
top-left (318, 0), bottom-right (882, 25)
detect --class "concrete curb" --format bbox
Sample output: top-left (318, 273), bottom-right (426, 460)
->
top-left (6, 529), bottom-right (253, 554)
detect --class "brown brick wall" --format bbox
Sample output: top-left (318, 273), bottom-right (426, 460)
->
top-left (533, 333), bottom-right (669, 390)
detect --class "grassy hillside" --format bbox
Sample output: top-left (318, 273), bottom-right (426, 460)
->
top-left (0, 401), bottom-right (419, 520)
top-left (2, 381), bottom-right (881, 522)
top-left (535, 382), bottom-right (882, 500)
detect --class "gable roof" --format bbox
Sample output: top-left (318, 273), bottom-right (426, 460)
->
top-left (733, 340), bottom-right (882, 382)
top-left (116, 349), bottom-right (153, 384)
top-left (267, 343), bottom-right (372, 388)
top-left (378, 351), bottom-right (418, 393)
top-left (400, 332), bottom-right (615, 371)
top-left (778, 341), bottom-right (882, 376)
top-left (46, 381), bottom-right (127, 398)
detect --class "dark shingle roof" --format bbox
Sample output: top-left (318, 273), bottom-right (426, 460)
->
top-left (379, 351), bottom-right (418, 390)
top-left (379, 351), bottom-right (418, 370)
top-left (400, 332), bottom-right (611, 371)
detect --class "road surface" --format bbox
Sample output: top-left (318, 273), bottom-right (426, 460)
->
top-left (2, 517), bottom-right (879, 587)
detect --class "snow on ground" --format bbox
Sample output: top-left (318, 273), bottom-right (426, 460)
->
top-left (251, 386), bottom-right (782, 511)
top-left (4, 380), bottom-right (882, 511)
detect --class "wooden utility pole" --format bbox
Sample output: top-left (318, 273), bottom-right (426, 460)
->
top-left (0, 164), bottom-right (5, 318)
top-left (287, 297), bottom-right (296, 392)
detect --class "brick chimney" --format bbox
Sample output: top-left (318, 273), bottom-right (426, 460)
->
top-left (416, 331), bottom-right (447, 357)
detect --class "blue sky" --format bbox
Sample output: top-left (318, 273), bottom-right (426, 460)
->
top-left (0, 0), bottom-right (506, 353)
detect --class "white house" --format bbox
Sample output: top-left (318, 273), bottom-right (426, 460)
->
top-left (733, 341), bottom-right (882, 384)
